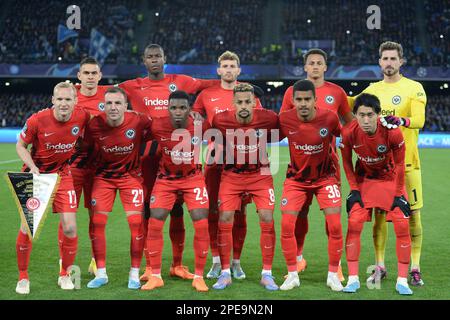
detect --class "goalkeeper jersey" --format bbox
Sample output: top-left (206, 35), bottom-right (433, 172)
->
top-left (352, 76), bottom-right (426, 170)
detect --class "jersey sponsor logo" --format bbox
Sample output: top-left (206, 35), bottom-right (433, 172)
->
top-left (325, 95), bottom-right (335, 104)
top-left (102, 142), bottom-right (134, 154)
top-left (381, 109), bottom-right (395, 116)
top-left (319, 128), bottom-right (328, 138)
top-left (392, 95), bottom-right (401, 105)
top-left (98, 102), bottom-right (105, 111)
top-left (281, 198), bottom-right (288, 206)
top-left (144, 97), bottom-right (169, 108)
top-left (234, 143), bottom-right (260, 153)
top-left (45, 141), bottom-right (76, 153)
top-left (91, 199), bottom-right (97, 206)
top-left (293, 142), bottom-right (324, 154)
top-left (215, 108), bottom-right (229, 114)
top-left (71, 126), bottom-right (80, 136)
top-left (164, 147), bottom-right (195, 161)
top-left (26, 197), bottom-right (41, 211)
top-left (169, 83), bottom-right (177, 92)
top-left (356, 153), bottom-right (385, 164)
top-left (125, 129), bottom-right (136, 139)
top-left (377, 144), bottom-right (387, 153)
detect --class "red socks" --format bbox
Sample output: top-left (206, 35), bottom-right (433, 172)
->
top-left (147, 218), bottom-right (165, 274)
top-left (127, 214), bottom-right (144, 269)
top-left (281, 214), bottom-right (298, 272)
top-left (208, 212), bottom-right (219, 257)
top-left (260, 221), bottom-right (275, 270)
top-left (142, 217), bottom-right (150, 267)
top-left (193, 219), bottom-right (210, 276)
top-left (324, 214), bottom-right (343, 273)
top-left (233, 213), bottom-right (247, 260)
top-left (218, 221), bottom-right (233, 270)
top-left (169, 215), bottom-right (185, 267)
top-left (91, 213), bottom-right (108, 269)
top-left (16, 230), bottom-right (32, 280)
top-left (60, 234), bottom-right (78, 276)
top-left (58, 221), bottom-right (64, 259)
top-left (294, 216), bottom-right (308, 257)
top-left (345, 209), bottom-right (365, 276)
top-left (393, 218), bottom-right (411, 278)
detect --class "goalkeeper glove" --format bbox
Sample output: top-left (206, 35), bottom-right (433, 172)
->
top-left (346, 190), bottom-right (364, 214)
top-left (390, 195), bottom-right (411, 218)
top-left (380, 115), bottom-right (410, 129)
top-left (252, 84), bottom-right (265, 99)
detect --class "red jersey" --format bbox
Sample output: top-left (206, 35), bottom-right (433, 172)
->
top-left (280, 81), bottom-right (351, 117)
top-left (76, 84), bottom-right (110, 116)
top-left (193, 84), bottom-right (263, 125)
top-left (279, 108), bottom-right (340, 182)
top-left (118, 74), bottom-right (218, 118)
top-left (20, 107), bottom-right (90, 174)
top-left (340, 120), bottom-right (406, 195)
top-left (212, 109), bottom-right (279, 174)
top-left (71, 85), bottom-right (110, 168)
top-left (85, 111), bottom-right (152, 179)
top-left (151, 117), bottom-right (207, 180)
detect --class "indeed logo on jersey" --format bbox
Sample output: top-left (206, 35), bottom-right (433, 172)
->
top-left (232, 143), bottom-right (260, 153)
top-left (164, 147), bottom-right (195, 163)
top-left (356, 152), bottom-right (386, 164)
top-left (144, 97), bottom-right (169, 110)
top-left (293, 142), bottom-right (324, 154)
top-left (103, 143), bottom-right (134, 154)
top-left (45, 141), bottom-right (76, 153)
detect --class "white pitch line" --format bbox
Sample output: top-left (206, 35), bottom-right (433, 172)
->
top-left (0, 159), bottom-right (21, 165)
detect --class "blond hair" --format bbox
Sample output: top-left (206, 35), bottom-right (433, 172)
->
top-left (53, 82), bottom-right (77, 97)
top-left (379, 41), bottom-right (404, 59)
top-left (233, 83), bottom-right (254, 95)
top-left (218, 50), bottom-right (240, 66)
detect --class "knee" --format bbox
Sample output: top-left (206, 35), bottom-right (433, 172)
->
top-left (63, 223), bottom-right (77, 237)
top-left (219, 211), bottom-right (234, 223)
top-left (191, 209), bottom-right (209, 222)
top-left (259, 212), bottom-right (273, 223)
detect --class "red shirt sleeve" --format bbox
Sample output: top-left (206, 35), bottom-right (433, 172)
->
top-left (280, 86), bottom-right (294, 113)
top-left (140, 113), bottom-right (153, 141)
top-left (389, 129), bottom-right (406, 196)
top-left (180, 75), bottom-right (220, 94)
top-left (340, 127), bottom-right (359, 191)
top-left (20, 114), bottom-right (38, 145)
top-left (192, 91), bottom-right (206, 115)
top-left (338, 86), bottom-right (351, 117)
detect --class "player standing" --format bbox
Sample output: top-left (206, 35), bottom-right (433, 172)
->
top-left (66, 57), bottom-right (110, 276)
top-left (193, 51), bottom-right (262, 279)
top-left (280, 49), bottom-right (351, 279)
top-left (211, 83), bottom-right (279, 291)
top-left (279, 80), bottom-right (344, 292)
top-left (340, 93), bottom-right (413, 295)
top-left (119, 44), bottom-right (218, 280)
top-left (84, 87), bottom-right (151, 290)
top-left (349, 42), bottom-right (427, 286)
top-left (142, 90), bottom-right (210, 292)
top-left (15, 82), bottom-right (90, 294)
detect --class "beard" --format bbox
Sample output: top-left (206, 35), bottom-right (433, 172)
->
top-left (383, 66), bottom-right (399, 76)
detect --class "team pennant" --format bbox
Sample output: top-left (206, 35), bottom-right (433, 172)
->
top-left (5, 172), bottom-right (60, 240)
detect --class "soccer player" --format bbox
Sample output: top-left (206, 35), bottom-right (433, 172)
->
top-left (15, 82), bottom-right (90, 294)
top-left (66, 57), bottom-right (110, 276)
top-left (279, 80), bottom-right (344, 292)
top-left (119, 44), bottom-right (219, 281)
top-left (211, 83), bottom-right (279, 291)
top-left (142, 90), bottom-right (210, 292)
top-left (192, 50), bottom-right (263, 279)
top-left (340, 93), bottom-right (413, 295)
top-left (349, 42), bottom-right (427, 286)
top-left (280, 48), bottom-right (351, 279)
top-left (84, 87), bottom-right (151, 290)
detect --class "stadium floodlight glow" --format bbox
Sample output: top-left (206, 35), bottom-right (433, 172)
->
top-left (267, 88), bottom-right (271, 92)
top-left (440, 35), bottom-right (444, 39)
top-left (58, 57), bottom-right (62, 61)
top-left (220, 41), bottom-right (224, 45)
top-left (444, 83), bottom-right (448, 89)
top-left (351, 82), bottom-right (358, 86)
top-left (349, 91), bottom-right (353, 95)
top-left (440, 86), bottom-right (443, 90)
top-left (307, 19), bottom-right (311, 24)
top-left (267, 81), bottom-right (284, 88)
top-left (5, 82), bottom-right (10, 86)
top-left (346, 30), bottom-right (351, 34)
top-left (155, 12), bottom-right (159, 16)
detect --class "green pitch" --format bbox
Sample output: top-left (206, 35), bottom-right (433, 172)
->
top-left (0, 143), bottom-right (449, 300)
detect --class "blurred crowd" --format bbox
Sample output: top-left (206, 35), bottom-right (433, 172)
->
top-left (0, 1), bottom-right (448, 66)
top-left (1, 92), bottom-right (448, 132)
